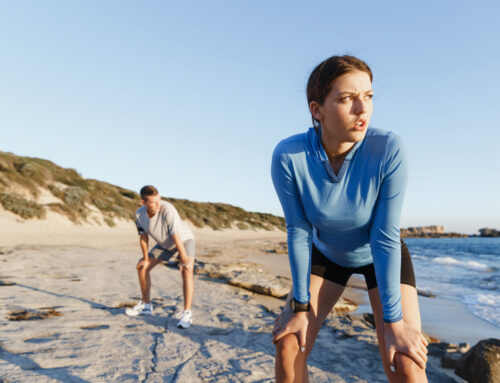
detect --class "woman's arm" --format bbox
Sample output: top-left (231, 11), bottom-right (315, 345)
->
top-left (271, 141), bottom-right (313, 349)
top-left (369, 133), bottom-right (408, 323)
top-left (369, 133), bottom-right (428, 368)
top-left (271, 141), bottom-right (313, 305)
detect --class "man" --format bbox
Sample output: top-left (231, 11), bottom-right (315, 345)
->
top-left (126, 185), bottom-right (195, 329)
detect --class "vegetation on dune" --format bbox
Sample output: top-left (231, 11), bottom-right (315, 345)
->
top-left (164, 197), bottom-right (285, 231)
top-left (0, 151), bottom-right (285, 231)
top-left (0, 192), bottom-right (46, 219)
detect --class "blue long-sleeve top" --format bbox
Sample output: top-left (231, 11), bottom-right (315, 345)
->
top-left (271, 127), bottom-right (408, 323)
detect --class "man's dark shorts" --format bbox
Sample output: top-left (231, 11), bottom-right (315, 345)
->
top-left (147, 239), bottom-right (196, 262)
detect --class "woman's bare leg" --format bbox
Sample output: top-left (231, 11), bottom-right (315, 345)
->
top-left (369, 284), bottom-right (428, 383)
top-left (275, 275), bottom-right (346, 383)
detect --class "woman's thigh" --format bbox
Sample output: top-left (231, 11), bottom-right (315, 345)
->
top-left (303, 274), bottom-right (346, 355)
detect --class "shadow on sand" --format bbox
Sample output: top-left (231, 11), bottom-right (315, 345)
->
top-left (0, 345), bottom-right (90, 383)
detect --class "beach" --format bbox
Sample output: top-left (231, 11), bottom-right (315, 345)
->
top-left (0, 209), bottom-right (474, 382)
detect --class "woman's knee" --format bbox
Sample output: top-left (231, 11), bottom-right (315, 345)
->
top-left (394, 352), bottom-right (426, 380)
top-left (275, 333), bottom-right (300, 359)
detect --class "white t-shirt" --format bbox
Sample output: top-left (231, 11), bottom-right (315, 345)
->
top-left (135, 201), bottom-right (194, 250)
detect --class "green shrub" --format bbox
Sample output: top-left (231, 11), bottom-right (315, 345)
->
top-left (104, 217), bottom-right (116, 227)
top-left (63, 186), bottom-right (88, 207)
top-left (236, 222), bottom-right (248, 230)
top-left (0, 193), bottom-right (46, 219)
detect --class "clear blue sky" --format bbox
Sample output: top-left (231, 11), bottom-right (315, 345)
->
top-left (1, 1), bottom-right (499, 234)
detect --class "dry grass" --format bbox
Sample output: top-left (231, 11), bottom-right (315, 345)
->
top-left (8, 308), bottom-right (63, 321)
top-left (112, 302), bottom-right (137, 309)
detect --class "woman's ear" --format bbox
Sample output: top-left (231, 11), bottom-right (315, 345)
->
top-left (309, 101), bottom-right (322, 121)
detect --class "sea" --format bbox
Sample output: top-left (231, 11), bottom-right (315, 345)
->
top-left (405, 237), bottom-right (500, 334)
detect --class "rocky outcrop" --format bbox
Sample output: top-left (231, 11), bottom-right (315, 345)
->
top-left (427, 339), bottom-right (471, 368)
top-left (195, 261), bottom-right (291, 299)
top-left (478, 228), bottom-right (500, 237)
top-left (401, 226), bottom-right (469, 238)
top-left (455, 338), bottom-right (500, 383)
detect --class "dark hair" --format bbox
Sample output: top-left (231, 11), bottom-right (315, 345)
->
top-left (140, 185), bottom-right (159, 200)
top-left (307, 55), bottom-right (372, 128)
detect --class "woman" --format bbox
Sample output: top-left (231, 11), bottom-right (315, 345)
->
top-left (271, 55), bottom-right (428, 382)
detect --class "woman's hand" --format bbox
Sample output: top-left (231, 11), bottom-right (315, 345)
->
top-left (272, 305), bottom-right (309, 352)
top-left (384, 320), bottom-right (429, 370)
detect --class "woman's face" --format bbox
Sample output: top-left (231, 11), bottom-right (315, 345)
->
top-left (310, 70), bottom-right (373, 147)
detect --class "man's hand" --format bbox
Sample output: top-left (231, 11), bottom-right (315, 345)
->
top-left (179, 256), bottom-right (194, 272)
top-left (137, 257), bottom-right (150, 271)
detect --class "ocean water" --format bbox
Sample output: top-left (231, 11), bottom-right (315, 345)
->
top-left (405, 237), bottom-right (500, 329)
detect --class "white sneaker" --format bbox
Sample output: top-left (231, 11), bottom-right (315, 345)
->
top-left (125, 301), bottom-right (153, 316)
top-left (176, 310), bottom-right (192, 328)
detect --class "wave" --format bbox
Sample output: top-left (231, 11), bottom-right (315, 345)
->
top-left (414, 254), bottom-right (493, 272)
top-left (464, 294), bottom-right (500, 327)
top-left (433, 257), bottom-right (493, 271)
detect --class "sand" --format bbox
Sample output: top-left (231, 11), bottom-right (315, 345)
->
top-left (0, 208), bottom-right (465, 382)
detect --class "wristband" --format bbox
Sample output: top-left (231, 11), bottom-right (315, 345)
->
top-left (290, 298), bottom-right (310, 312)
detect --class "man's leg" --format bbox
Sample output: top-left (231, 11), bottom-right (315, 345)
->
top-left (136, 258), bottom-right (162, 304)
top-left (181, 267), bottom-right (193, 311)
top-left (180, 240), bottom-right (195, 311)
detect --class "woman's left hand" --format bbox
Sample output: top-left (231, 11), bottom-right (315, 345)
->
top-left (272, 304), bottom-right (294, 339)
top-left (272, 304), bottom-right (308, 351)
top-left (384, 320), bottom-right (429, 370)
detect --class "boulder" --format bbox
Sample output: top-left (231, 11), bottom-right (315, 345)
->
top-left (455, 338), bottom-right (500, 383)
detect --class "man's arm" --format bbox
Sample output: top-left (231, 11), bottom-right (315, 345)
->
top-left (172, 234), bottom-right (193, 272)
top-left (139, 233), bottom-right (149, 258)
top-left (136, 234), bottom-right (150, 270)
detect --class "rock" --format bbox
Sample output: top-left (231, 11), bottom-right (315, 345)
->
top-left (229, 275), bottom-right (290, 299)
top-left (196, 261), bottom-right (292, 299)
top-left (459, 342), bottom-right (471, 354)
top-left (442, 352), bottom-right (463, 369)
top-left (260, 241), bottom-right (288, 254)
top-left (417, 288), bottom-right (437, 298)
top-left (455, 338), bottom-right (500, 383)
top-left (362, 313), bottom-right (376, 328)
top-left (332, 297), bottom-right (358, 313)
top-left (401, 225), bottom-right (469, 238)
top-left (478, 228), bottom-right (500, 237)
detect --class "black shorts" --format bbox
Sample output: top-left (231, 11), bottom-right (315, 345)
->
top-left (310, 239), bottom-right (416, 289)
